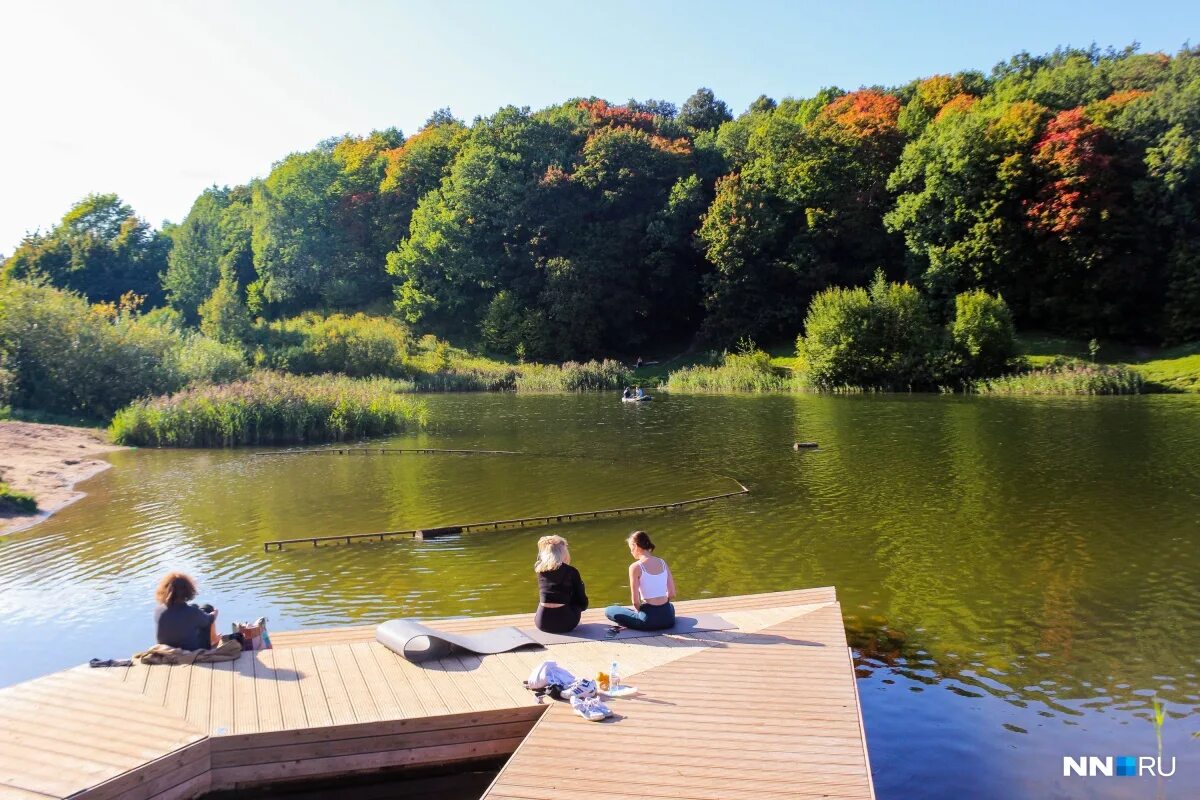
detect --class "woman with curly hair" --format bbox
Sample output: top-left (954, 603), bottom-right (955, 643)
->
top-left (154, 572), bottom-right (219, 650)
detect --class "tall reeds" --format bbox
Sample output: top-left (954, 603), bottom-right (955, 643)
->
top-left (972, 360), bottom-right (1147, 395)
top-left (664, 350), bottom-right (806, 393)
top-left (110, 371), bottom-right (427, 447)
top-left (514, 360), bottom-right (630, 392)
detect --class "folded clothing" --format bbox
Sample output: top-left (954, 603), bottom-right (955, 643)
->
top-left (134, 638), bottom-right (242, 665)
top-left (89, 658), bottom-right (133, 668)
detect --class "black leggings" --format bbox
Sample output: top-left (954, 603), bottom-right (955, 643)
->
top-left (535, 604), bottom-right (582, 634)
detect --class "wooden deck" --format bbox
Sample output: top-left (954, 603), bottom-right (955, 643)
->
top-left (0, 588), bottom-right (873, 799)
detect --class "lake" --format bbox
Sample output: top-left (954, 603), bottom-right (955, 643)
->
top-left (1, 392), bottom-right (1197, 798)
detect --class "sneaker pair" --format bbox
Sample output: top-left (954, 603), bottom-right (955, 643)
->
top-left (570, 694), bottom-right (613, 721)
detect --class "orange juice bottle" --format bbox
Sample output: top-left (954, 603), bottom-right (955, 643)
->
top-left (597, 671), bottom-right (609, 691)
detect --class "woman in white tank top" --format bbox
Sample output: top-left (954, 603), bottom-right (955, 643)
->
top-left (604, 530), bottom-right (677, 631)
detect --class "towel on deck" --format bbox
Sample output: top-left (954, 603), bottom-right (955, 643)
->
top-left (134, 638), bottom-right (243, 665)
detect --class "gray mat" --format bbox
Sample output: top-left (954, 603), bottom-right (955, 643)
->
top-left (524, 612), bottom-right (737, 645)
top-left (376, 619), bottom-right (541, 663)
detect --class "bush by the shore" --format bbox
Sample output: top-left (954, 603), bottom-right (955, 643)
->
top-left (109, 371), bottom-right (428, 447)
top-left (0, 281), bottom-right (246, 419)
top-left (255, 313), bottom-right (412, 378)
top-left (973, 360), bottom-right (1147, 395)
top-left (797, 275), bottom-right (1016, 391)
top-left (0, 482), bottom-right (37, 513)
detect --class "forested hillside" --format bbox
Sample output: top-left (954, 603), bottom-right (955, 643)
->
top-left (5, 45), bottom-right (1200, 361)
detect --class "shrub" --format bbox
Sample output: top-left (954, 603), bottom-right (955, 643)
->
top-left (0, 281), bottom-right (246, 419)
top-left (481, 290), bottom-right (524, 354)
top-left (199, 276), bottom-right (252, 345)
top-left (0, 482), bottom-right (37, 513)
top-left (110, 371), bottom-right (427, 447)
top-left (406, 342), bottom-right (519, 390)
top-left (796, 275), bottom-right (1017, 391)
top-left (974, 359), bottom-right (1147, 395)
top-left (480, 291), bottom-right (552, 359)
top-left (170, 334), bottom-right (248, 385)
top-left (949, 290), bottom-right (1017, 378)
top-left (257, 313), bottom-right (412, 378)
top-left (0, 351), bottom-right (14, 412)
top-left (799, 273), bottom-right (938, 390)
top-left (0, 281), bottom-right (178, 417)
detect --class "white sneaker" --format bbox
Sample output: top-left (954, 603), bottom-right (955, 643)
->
top-left (571, 695), bottom-right (606, 721)
top-left (562, 678), bottom-right (597, 701)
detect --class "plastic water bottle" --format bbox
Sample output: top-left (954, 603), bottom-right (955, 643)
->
top-left (610, 660), bottom-right (620, 691)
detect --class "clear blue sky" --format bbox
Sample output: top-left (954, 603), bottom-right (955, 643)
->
top-left (1, 0), bottom-right (1197, 254)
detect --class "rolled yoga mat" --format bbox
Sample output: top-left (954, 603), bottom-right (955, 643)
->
top-left (376, 619), bottom-right (542, 663)
top-left (524, 612), bottom-right (737, 645)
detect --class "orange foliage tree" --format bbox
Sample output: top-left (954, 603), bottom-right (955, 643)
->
top-left (1025, 108), bottom-right (1113, 238)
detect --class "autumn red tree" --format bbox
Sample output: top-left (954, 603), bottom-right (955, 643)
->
top-left (1025, 108), bottom-right (1114, 239)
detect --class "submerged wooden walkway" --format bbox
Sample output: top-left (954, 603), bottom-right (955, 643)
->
top-left (0, 588), bottom-right (873, 800)
top-left (262, 477), bottom-right (750, 550)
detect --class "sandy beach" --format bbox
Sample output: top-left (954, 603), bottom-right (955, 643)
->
top-left (0, 421), bottom-right (126, 536)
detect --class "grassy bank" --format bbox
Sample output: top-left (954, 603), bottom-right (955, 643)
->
top-left (1126, 343), bottom-right (1200, 392)
top-left (110, 372), bottom-right (428, 447)
top-left (658, 334), bottom-right (1200, 396)
top-left (405, 339), bottom-right (629, 392)
top-left (1018, 334), bottom-right (1200, 393)
top-left (257, 318), bottom-right (631, 392)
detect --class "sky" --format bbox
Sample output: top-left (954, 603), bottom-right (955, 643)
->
top-left (1, 0), bottom-right (1197, 254)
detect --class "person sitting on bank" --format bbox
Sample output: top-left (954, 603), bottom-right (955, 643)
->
top-left (534, 535), bottom-right (589, 633)
top-left (154, 571), bottom-right (220, 650)
top-left (605, 530), bottom-right (676, 631)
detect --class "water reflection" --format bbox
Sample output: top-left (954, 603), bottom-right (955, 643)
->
top-left (1, 392), bottom-right (1198, 798)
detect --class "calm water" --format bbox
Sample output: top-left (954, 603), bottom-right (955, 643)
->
top-left (1, 393), bottom-right (1198, 798)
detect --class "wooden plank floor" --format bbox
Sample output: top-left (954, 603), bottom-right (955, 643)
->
top-left (484, 599), bottom-right (876, 800)
top-left (0, 588), bottom-right (872, 800)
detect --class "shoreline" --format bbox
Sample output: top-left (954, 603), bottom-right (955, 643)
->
top-left (0, 421), bottom-right (127, 536)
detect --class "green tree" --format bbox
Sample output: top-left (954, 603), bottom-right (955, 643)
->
top-left (679, 88), bottom-right (733, 132)
top-left (379, 115), bottom-right (467, 249)
top-left (886, 97), bottom-right (1046, 307)
top-left (3, 194), bottom-right (168, 305)
top-left (698, 89), bottom-right (906, 344)
top-left (163, 186), bottom-right (254, 323)
top-left (251, 131), bottom-right (403, 313)
top-left (199, 275), bottom-right (252, 345)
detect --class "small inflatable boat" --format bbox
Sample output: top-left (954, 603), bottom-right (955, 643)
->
top-left (621, 395), bottom-right (652, 402)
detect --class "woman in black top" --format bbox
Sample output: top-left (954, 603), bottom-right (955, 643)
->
top-left (533, 535), bottom-right (588, 633)
top-left (154, 571), bottom-right (219, 650)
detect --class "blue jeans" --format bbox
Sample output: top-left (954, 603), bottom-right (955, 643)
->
top-left (605, 602), bottom-right (675, 631)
